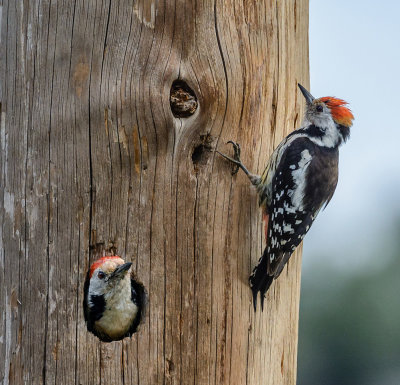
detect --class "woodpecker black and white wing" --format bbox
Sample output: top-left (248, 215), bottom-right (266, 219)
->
top-left (266, 139), bottom-right (316, 273)
top-left (250, 136), bottom-right (339, 309)
top-left (257, 131), bottom-right (300, 210)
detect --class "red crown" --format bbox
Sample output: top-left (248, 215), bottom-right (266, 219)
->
top-left (89, 256), bottom-right (123, 278)
top-left (319, 97), bottom-right (354, 127)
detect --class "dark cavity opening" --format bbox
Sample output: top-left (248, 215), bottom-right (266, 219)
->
top-left (170, 80), bottom-right (198, 118)
top-left (192, 144), bottom-right (205, 165)
top-left (191, 134), bottom-right (213, 171)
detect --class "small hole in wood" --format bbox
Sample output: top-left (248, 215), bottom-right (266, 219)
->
top-left (170, 80), bottom-right (198, 118)
top-left (192, 144), bottom-right (205, 165)
top-left (166, 358), bottom-right (175, 374)
top-left (191, 134), bottom-right (213, 171)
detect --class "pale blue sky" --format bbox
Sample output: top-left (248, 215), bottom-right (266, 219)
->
top-left (303, 0), bottom-right (400, 271)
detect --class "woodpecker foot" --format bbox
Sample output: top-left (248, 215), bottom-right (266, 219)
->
top-left (217, 141), bottom-right (261, 186)
top-left (217, 141), bottom-right (244, 175)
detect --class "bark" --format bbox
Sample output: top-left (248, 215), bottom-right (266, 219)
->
top-left (0, 0), bottom-right (309, 384)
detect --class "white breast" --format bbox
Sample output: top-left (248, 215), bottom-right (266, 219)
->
top-left (95, 276), bottom-right (138, 338)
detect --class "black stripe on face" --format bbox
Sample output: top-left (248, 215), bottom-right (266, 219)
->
top-left (304, 124), bottom-right (325, 141)
top-left (90, 294), bottom-right (106, 321)
top-left (338, 124), bottom-right (350, 142)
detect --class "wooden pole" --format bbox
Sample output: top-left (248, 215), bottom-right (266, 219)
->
top-left (0, 1), bottom-right (309, 384)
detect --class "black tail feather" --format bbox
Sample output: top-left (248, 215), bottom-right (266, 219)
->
top-left (249, 247), bottom-right (274, 311)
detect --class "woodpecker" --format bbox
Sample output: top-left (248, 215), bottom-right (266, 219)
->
top-left (83, 256), bottom-right (146, 342)
top-left (218, 83), bottom-right (354, 310)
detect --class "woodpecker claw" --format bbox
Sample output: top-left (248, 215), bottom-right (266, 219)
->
top-left (217, 141), bottom-right (243, 175)
top-left (227, 140), bottom-right (241, 159)
top-left (226, 141), bottom-right (242, 174)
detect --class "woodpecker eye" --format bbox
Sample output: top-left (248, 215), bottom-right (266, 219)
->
top-left (316, 104), bottom-right (323, 112)
top-left (97, 271), bottom-right (106, 279)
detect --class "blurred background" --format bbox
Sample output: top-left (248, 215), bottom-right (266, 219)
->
top-left (298, 1), bottom-right (400, 384)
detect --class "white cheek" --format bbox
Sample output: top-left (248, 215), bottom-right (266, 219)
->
top-left (308, 113), bottom-right (340, 148)
top-left (88, 276), bottom-right (107, 301)
top-left (312, 112), bottom-right (334, 130)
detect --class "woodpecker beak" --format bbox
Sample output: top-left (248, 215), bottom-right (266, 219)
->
top-left (298, 83), bottom-right (315, 105)
top-left (108, 262), bottom-right (132, 280)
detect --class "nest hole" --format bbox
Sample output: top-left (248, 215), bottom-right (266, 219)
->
top-left (170, 80), bottom-right (198, 118)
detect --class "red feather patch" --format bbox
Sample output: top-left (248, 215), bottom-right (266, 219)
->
top-left (263, 212), bottom-right (269, 243)
top-left (89, 256), bottom-right (123, 278)
top-left (319, 97), bottom-right (354, 127)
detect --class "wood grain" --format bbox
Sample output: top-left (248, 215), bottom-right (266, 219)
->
top-left (0, 0), bottom-right (309, 384)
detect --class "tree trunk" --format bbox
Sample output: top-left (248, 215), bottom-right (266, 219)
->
top-left (0, 1), bottom-right (309, 384)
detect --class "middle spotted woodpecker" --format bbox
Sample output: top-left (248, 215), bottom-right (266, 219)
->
top-left (83, 256), bottom-right (146, 342)
top-left (218, 83), bottom-right (354, 310)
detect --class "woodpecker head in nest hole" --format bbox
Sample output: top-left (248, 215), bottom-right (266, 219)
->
top-left (298, 83), bottom-right (354, 148)
top-left (83, 256), bottom-right (146, 342)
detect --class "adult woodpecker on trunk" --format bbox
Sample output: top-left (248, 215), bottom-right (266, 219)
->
top-left (83, 256), bottom-right (146, 342)
top-left (218, 84), bottom-right (354, 310)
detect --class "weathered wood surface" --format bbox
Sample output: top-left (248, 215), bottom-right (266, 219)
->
top-left (0, 1), bottom-right (309, 384)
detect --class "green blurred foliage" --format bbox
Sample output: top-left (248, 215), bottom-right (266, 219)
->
top-left (298, 235), bottom-right (400, 385)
